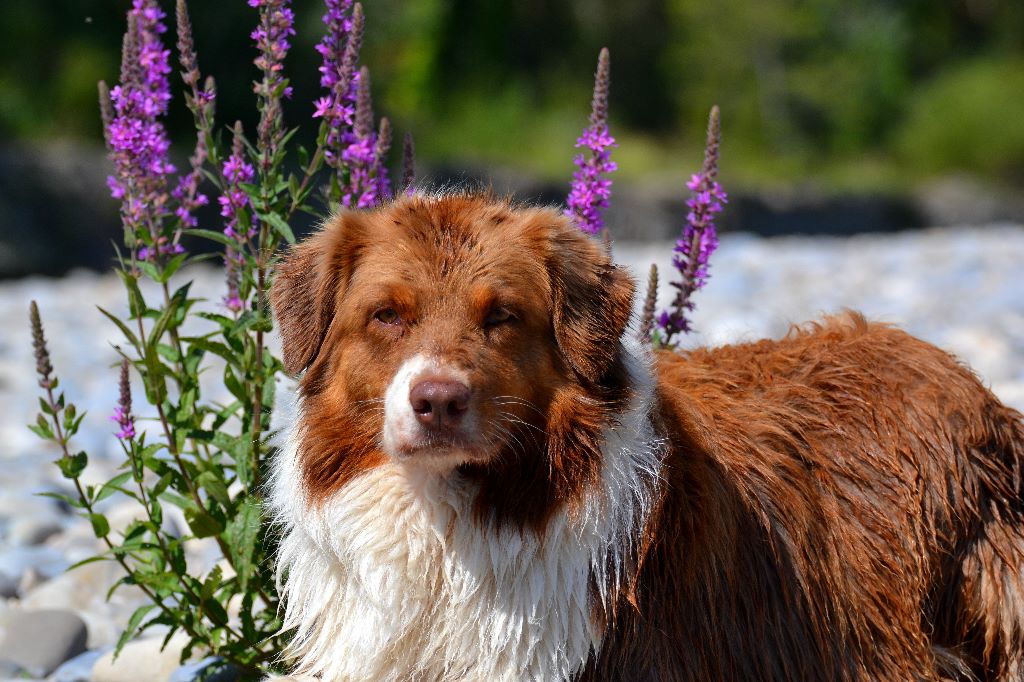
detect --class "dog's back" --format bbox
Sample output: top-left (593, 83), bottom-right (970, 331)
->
top-left (585, 313), bottom-right (1024, 681)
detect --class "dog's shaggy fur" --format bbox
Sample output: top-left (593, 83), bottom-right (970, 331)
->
top-left (269, 193), bottom-right (1024, 681)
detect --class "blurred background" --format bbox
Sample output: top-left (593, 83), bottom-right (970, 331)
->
top-left (3, 0), bottom-right (1024, 277)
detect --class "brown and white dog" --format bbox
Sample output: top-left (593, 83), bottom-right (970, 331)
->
top-left (268, 192), bottom-right (1024, 681)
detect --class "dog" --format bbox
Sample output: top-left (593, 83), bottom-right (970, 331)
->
top-left (268, 192), bottom-right (1024, 681)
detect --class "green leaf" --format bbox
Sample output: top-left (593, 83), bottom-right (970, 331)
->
top-left (156, 343), bottom-right (181, 364)
top-left (94, 472), bottom-right (134, 503)
top-left (226, 498), bottom-right (262, 593)
top-left (160, 490), bottom-right (195, 512)
top-left (89, 513), bottom-right (110, 537)
top-left (115, 604), bottom-right (156, 659)
top-left (136, 260), bottom-right (161, 282)
top-left (97, 306), bottom-right (141, 349)
top-left (67, 555), bottom-right (108, 570)
top-left (201, 564), bottom-right (223, 602)
top-left (29, 415), bottom-right (54, 440)
top-left (189, 229), bottom-right (238, 248)
top-left (184, 507), bottom-right (223, 538)
top-left (197, 471), bottom-right (231, 509)
top-left (223, 366), bottom-right (246, 402)
top-left (161, 252), bottom-right (188, 281)
top-left (56, 451), bottom-right (88, 479)
top-left (142, 343), bottom-right (168, 405)
top-left (117, 270), bottom-right (147, 320)
top-left (38, 491), bottom-right (84, 509)
top-left (185, 337), bottom-right (234, 363)
top-left (258, 211), bottom-right (296, 244)
top-left (149, 282), bottom-right (191, 346)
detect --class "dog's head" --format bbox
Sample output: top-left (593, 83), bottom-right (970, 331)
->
top-left (272, 193), bottom-right (635, 522)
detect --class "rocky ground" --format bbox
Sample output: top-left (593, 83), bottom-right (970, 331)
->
top-left (0, 224), bottom-right (1022, 680)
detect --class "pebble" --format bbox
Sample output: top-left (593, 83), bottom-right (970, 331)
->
top-left (91, 633), bottom-right (189, 682)
top-left (19, 560), bottom-right (146, 650)
top-left (0, 609), bottom-right (88, 678)
top-left (0, 659), bottom-right (27, 678)
top-left (50, 648), bottom-right (107, 682)
top-left (169, 657), bottom-right (241, 682)
top-left (0, 546), bottom-right (67, 585)
top-left (0, 573), bottom-right (17, 600)
top-left (7, 515), bottom-right (62, 546)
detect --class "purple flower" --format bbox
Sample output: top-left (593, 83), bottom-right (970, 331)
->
top-left (339, 67), bottom-right (390, 207)
top-left (104, 0), bottom-right (176, 256)
top-left (566, 48), bottom-right (617, 235)
top-left (171, 2), bottom-right (215, 234)
top-left (111, 359), bottom-right (136, 440)
top-left (220, 123), bottom-right (255, 310)
top-left (249, 0), bottom-right (295, 96)
top-left (315, 0), bottom-right (354, 91)
top-left (656, 106), bottom-right (726, 346)
top-left (219, 127), bottom-right (256, 241)
top-left (249, 0), bottom-right (295, 163)
top-left (316, 3), bottom-right (363, 177)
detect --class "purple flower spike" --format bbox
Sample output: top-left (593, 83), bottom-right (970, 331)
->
top-left (103, 0), bottom-right (176, 256)
top-left (172, 2), bottom-right (214, 233)
top-left (340, 67), bottom-right (390, 208)
top-left (111, 359), bottom-right (136, 440)
top-left (656, 106), bottom-right (727, 347)
top-left (220, 122), bottom-right (255, 312)
top-left (316, 0), bottom-right (354, 91)
top-left (249, 0), bottom-right (295, 95)
top-left (315, 2), bottom-right (362, 176)
top-left (566, 48), bottom-right (617, 235)
top-left (250, 0), bottom-right (295, 164)
top-left (219, 122), bottom-right (257, 242)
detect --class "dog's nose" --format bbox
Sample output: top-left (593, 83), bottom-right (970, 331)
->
top-left (409, 380), bottom-right (471, 429)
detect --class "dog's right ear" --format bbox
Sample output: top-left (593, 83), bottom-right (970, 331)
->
top-left (271, 211), bottom-right (365, 375)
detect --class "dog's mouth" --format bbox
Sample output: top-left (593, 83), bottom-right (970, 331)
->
top-left (393, 428), bottom-right (489, 457)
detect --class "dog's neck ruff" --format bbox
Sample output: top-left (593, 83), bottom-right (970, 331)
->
top-left (270, 342), bottom-right (664, 681)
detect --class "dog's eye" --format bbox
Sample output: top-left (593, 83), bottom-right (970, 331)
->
top-left (374, 308), bottom-right (401, 325)
top-left (484, 307), bottom-right (514, 327)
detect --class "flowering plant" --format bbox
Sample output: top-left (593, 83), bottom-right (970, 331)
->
top-left (27, 0), bottom-right (723, 676)
top-left (29, 0), bottom-right (392, 675)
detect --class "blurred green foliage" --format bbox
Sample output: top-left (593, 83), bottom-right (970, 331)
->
top-left (3, 0), bottom-right (1024, 188)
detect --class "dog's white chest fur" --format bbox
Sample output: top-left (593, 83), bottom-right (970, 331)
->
top-left (271, 351), bottom-right (662, 682)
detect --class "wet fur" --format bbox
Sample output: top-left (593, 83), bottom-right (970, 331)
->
top-left (270, 193), bottom-right (1024, 681)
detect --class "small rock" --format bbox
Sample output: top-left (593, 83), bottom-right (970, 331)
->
top-left (0, 572), bottom-right (18, 599)
top-left (0, 658), bottom-right (27, 678)
top-left (7, 515), bottom-right (62, 546)
top-left (18, 567), bottom-right (43, 595)
top-left (0, 546), bottom-right (68, 583)
top-left (169, 656), bottom-right (241, 682)
top-left (92, 633), bottom-right (189, 682)
top-left (20, 559), bottom-right (147, 649)
top-left (0, 609), bottom-right (88, 677)
top-left (50, 648), bottom-right (106, 682)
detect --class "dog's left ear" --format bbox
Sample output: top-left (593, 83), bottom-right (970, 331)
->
top-left (547, 217), bottom-right (636, 384)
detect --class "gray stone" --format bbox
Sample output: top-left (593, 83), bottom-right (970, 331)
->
top-left (0, 572), bottom-right (17, 599)
top-left (0, 658), bottom-right (27, 678)
top-left (7, 515), bottom-right (62, 546)
top-left (0, 609), bottom-right (87, 677)
top-left (0, 546), bottom-right (68, 583)
top-left (49, 648), bottom-right (106, 682)
top-left (169, 656), bottom-right (241, 682)
top-left (92, 633), bottom-right (189, 682)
